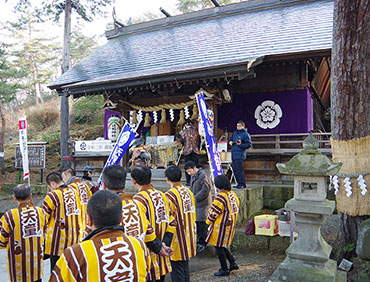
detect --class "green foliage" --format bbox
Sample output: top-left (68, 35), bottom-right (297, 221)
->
top-left (41, 130), bottom-right (60, 143)
top-left (71, 95), bottom-right (104, 124)
top-left (341, 243), bottom-right (356, 253)
top-left (0, 44), bottom-right (25, 103)
top-left (12, 0), bottom-right (113, 23)
top-left (7, 16), bottom-right (62, 104)
top-left (177, 0), bottom-right (239, 13)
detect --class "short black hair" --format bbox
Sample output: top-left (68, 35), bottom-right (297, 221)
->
top-left (214, 174), bottom-right (231, 191)
top-left (184, 161), bottom-right (196, 170)
top-left (130, 165), bottom-right (151, 185)
top-left (165, 165), bottom-right (182, 182)
top-left (63, 168), bottom-right (75, 176)
top-left (87, 190), bottom-right (122, 229)
top-left (13, 184), bottom-right (31, 200)
top-left (237, 120), bottom-right (245, 126)
top-left (46, 172), bottom-right (63, 185)
top-left (102, 165), bottom-right (127, 191)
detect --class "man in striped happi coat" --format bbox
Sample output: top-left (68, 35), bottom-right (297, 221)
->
top-left (206, 174), bottom-right (240, 277)
top-left (42, 172), bottom-right (83, 272)
top-left (64, 169), bottom-right (93, 238)
top-left (50, 190), bottom-right (151, 282)
top-left (132, 165), bottom-right (176, 282)
top-left (165, 165), bottom-right (197, 282)
top-left (101, 165), bottom-right (174, 257)
top-left (0, 184), bottom-right (46, 282)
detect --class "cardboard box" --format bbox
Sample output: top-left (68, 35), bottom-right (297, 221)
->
top-left (254, 214), bottom-right (278, 236)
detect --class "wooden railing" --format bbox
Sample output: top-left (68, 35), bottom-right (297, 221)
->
top-left (249, 132), bottom-right (332, 154)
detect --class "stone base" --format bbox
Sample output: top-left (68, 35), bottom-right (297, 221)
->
top-left (269, 257), bottom-right (346, 282)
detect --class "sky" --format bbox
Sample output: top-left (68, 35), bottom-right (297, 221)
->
top-left (1, 0), bottom-right (179, 40)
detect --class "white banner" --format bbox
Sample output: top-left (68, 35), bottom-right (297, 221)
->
top-left (18, 119), bottom-right (30, 182)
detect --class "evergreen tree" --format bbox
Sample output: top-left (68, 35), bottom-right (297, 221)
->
top-left (0, 44), bottom-right (24, 174)
top-left (7, 15), bottom-right (61, 106)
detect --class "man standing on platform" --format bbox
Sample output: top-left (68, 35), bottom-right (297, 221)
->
top-left (184, 160), bottom-right (212, 254)
top-left (229, 120), bottom-right (251, 189)
top-left (180, 120), bottom-right (200, 186)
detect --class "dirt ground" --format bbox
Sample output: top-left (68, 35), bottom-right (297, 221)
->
top-left (187, 251), bottom-right (285, 282)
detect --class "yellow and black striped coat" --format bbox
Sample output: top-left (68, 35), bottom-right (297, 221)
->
top-left (0, 202), bottom-right (46, 282)
top-left (165, 183), bottom-right (197, 261)
top-left (206, 190), bottom-right (240, 247)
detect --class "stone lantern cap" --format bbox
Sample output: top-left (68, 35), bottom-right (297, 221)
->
top-left (276, 133), bottom-right (342, 176)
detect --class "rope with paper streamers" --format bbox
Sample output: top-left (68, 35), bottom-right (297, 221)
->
top-left (119, 99), bottom-right (196, 111)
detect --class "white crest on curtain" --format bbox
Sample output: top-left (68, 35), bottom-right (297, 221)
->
top-left (254, 100), bottom-right (282, 129)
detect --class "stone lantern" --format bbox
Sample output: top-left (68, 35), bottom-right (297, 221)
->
top-left (270, 133), bottom-right (346, 282)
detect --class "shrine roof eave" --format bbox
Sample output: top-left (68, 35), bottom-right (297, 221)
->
top-left (55, 59), bottom-right (258, 97)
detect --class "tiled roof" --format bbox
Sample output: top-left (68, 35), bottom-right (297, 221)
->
top-left (49, 0), bottom-right (334, 90)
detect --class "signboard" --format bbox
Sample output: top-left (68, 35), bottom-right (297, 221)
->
top-left (74, 140), bottom-right (115, 156)
top-left (15, 145), bottom-right (46, 169)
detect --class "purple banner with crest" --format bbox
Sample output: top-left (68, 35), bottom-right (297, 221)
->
top-left (217, 89), bottom-right (312, 134)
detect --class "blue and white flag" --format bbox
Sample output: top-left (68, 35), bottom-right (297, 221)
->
top-left (196, 92), bottom-right (223, 179)
top-left (98, 123), bottom-right (136, 189)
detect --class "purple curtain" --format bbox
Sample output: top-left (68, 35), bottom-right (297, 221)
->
top-left (104, 109), bottom-right (122, 139)
top-left (217, 89), bottom-right (312, 134)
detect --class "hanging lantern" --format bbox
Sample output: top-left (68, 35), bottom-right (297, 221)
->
top-left (177, 109), bottom-right (185, 127)
top-left (132, 110), bottom-right (138, 124)
top-left (144, 112), bottom-right (151, 127)
top-left (160, 109), bottom-right (166, 123)
top-left (191, 104), bottom-right (198, 120)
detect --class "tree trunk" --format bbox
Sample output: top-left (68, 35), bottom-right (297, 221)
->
top-left (60, 0), bottom-right (72, 170)
top-left (331, 0), bottom-right (370, 256)
top-left (0, 96), bottom-right (5, 175)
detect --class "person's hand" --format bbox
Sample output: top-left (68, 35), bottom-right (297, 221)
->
top-left (229, 141), bottom-right (233, 146)
top-left (159, 243), bottom-right (174, 257)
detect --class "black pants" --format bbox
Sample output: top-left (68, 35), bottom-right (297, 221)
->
top-left (184, 152), bottom-right (199, 184)
top-left (196, 221), bottom-right (208, 246)
top-left (50, 255), bottom-right (60, 273)
top-left (148, 275), bottom-right (165, 282)
top-left (171, 260), bottom-right (190, 282)
top-left (232, 158), bottom-right (245, 185)
top-left (215, 247), bottom-right (236, 271)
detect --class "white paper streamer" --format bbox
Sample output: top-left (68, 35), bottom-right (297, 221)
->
top-left (184, 106), bottom-right (190, 119)
top-left (169, 109), bottom-right (175, 122)
top-left (153, 111), bottom-right (158, 124)
top-left (358, 175), bottom-right (367, 196)
top-left (343, 177), bottom-right (352, 197)
top-left (138, 110), bottom-right (143, 122)
top-left (333, 175), bottom-right (339, 195)
top-left (328, 175), bottom-right (333, 190)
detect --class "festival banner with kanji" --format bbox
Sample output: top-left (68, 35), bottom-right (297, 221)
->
top-left (18, 118), bottom-right (30, 182)
top-left (196, 92), bottom-right (223, 179)
top-left (98, 123), bottom-right (136, 189)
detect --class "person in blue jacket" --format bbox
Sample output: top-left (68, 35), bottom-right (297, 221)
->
top-left (228, 120), bottom-right (251, 188)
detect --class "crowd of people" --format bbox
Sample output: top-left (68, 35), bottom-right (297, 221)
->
top-left (0, 120), bottom-right (252, 281)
